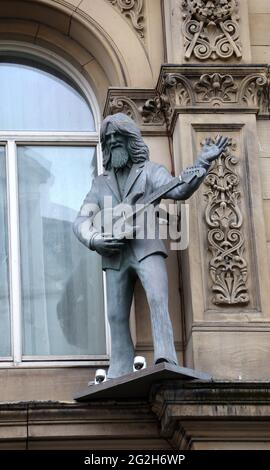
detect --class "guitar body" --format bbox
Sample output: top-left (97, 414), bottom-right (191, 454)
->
top-left (93, 203), bottom-right (137, 239)
top-left (93, 166), bottom-right (206, 238)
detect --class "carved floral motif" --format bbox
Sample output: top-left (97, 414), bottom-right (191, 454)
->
top-left (203, 138), bottom-right (249, 305)
top-left (107, 0), bottom-right (144, 39)
top-left (159, 70), bottom-right (269, 117)
top-left (104, 67), bottom-right (270, 128)
top-left (182, 0), bottom-right (242, 61)
top-left (194, 73), bottom-right (238, 103)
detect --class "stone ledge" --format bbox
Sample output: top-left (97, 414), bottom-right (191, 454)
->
top-left (2, 382), bottom-right (270, 449)
top-left (104, 64), bottom-right (270, 135)
top-left (151, 381), bottom-right (270, 449)
top-left (0, 400), bottom-right (169, 450)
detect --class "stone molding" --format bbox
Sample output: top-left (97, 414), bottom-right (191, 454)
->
top-left (3, 383), bottom-right (270, 449)
top-left (0, 401), bottom-right (168, 450)
top-left (107, 0), bottom-right (144, 40)
top-left (104, 65), bottom-right (270, 134)
top-left (151, 381), bottom-right (270, 449)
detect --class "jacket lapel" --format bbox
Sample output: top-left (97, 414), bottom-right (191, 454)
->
top-left (124, 162), bottom-right (145, 199)
top-left (103, 170), bottom-right (121, 202)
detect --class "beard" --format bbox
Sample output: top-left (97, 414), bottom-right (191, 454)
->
top-left (111, 146), bottom-right (129, 169)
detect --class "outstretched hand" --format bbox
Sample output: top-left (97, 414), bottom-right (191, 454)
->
top-left (198, 135), bottom-right (230, 164)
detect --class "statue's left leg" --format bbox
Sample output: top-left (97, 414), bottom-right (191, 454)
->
top-left (137, 254), bottom-right (178, 365)
top-left (106, 263), bottom-right (137, 379)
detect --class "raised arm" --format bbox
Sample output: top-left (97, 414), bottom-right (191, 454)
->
top-left (151, 136), bottom-right (229, 201)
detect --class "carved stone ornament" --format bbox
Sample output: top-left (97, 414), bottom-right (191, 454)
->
top-left (239, 75), bottom-right (269, 115)
top-left (106, 94), bottom-right (166, 129)
top-left (107, 0), bottom-right (144, 39)
top-left (162, 74), bottom-right (192, 107)
top-left (104, 66), bottom-right (270, 133)
top-left (182, 0), bottom-right (242, 61)
top-left (203, 138), bottom-right (249, 305)
top-left (158, 67), bottom-right (269, 124)
top-left (139, 96), bottom-right (169, 124)
top-left (107, 96), bottom-right (139, 122)
top-left (194, 73), bottom-right (238, 104)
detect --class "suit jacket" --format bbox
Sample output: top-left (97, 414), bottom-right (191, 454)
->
top-left (73, 160), bottom-right (207, 270)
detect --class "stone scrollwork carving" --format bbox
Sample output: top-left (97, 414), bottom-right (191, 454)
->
top-left (104, 67), bottom-right (270, 131)
top-left (203, 137), bottom-right (249, 305)
top-left (139, 96), bottom-right (168, 124)
top-left (107, 0), bottom-right (144, 39)
top-left (163, 74), bottom-right (193, 107)
top-left (107, 95), bottom-right (166, 126)
top-left (107, 96), bottom-right (139, 121)
top-left (239, 75), bottom-right (269, 115)
top-left (194, 72), bottom-right (269, 111)
top-left (182, 0), bottom-right (242, 61)
top-left (195, 73), bottom-right (238, 104)
top-left (158, 68), bottom-right (269, 119)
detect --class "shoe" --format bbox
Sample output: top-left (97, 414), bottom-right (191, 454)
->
top-left (155, 357), bottom-right (177, 365)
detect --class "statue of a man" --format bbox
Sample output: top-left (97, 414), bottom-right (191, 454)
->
top-left (73, 113), bottom-right (228, 379)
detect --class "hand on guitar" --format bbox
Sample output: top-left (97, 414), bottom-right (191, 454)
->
top-left (91, 234), bottom-right (125, 257)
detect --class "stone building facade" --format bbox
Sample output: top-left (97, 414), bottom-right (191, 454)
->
top-left (1, 0), bottom-right (270, 450)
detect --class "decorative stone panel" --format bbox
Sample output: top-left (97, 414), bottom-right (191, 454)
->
top-left (202, 137), bottom-right (249, 305)
top-left (181, 0), bottom-right (242, 61)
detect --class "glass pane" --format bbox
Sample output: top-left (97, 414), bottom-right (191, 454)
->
top-left (0, 63), bottom-right (95, 131)
top-left (18, 146), bottom-right (106, 356)
top-left (0, 147), bottom-right (11, 357)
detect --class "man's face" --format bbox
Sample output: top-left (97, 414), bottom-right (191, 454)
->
top-left (105, 123), bottom-right (129, 169)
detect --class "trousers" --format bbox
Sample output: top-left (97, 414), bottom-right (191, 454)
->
top-left (105, 244), bottom-right (178, 378)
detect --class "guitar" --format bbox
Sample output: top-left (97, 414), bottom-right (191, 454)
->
top-left (93, 166), bottom-right (206, 239)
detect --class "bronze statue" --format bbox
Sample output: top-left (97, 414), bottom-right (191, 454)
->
top-left (73, 113), bottom-right (228, 379)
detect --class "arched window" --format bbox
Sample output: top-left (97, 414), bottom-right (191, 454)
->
top-left (0, 60), bottom-right (107, 363)
top-left (0, 63), bottom-right (95, 131)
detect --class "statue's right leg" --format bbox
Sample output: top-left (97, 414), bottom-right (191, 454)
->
top-left (105, 265), bottom-right (136, 379)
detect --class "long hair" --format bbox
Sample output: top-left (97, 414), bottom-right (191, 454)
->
top-left (100, 113), bottom-right (149, 170)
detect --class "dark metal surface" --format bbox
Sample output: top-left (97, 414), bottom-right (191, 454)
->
top-left (74, 363), bottom-right (212, 401)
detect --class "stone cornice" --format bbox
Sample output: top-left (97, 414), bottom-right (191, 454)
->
top-left (150, 381), bottom-right (270, 449)
top-left (103, 88), bottom-right (168, 135)
top-left (104, 65), bottom-right (270, 135)
top-left (0, 400), bottom-right (168, 449)
top-left (2, 384), bottom-right (270, 449)
top-left (158, 64), bottom-right (269, 130)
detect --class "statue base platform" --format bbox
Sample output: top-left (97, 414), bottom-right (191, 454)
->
top-left (74, 362), bottom-right (212, 402)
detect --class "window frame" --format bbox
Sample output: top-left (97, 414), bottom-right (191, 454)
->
top-left (1, 134), bottom-right (110, 368)
top-left (0, 44), bottom-right (111, 368)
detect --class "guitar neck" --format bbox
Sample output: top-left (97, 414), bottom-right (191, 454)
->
top-left (143, 176), bottom-right (182, 207)
top-left (142, 166), bottom-right (206, 207)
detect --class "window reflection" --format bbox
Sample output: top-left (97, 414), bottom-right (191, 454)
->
top-left (18, 146), bottom-right (106, 356)
top-left (0, 63), bottom-right (95, 131)
top-left (0, 147), bottom-right (11, 357)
